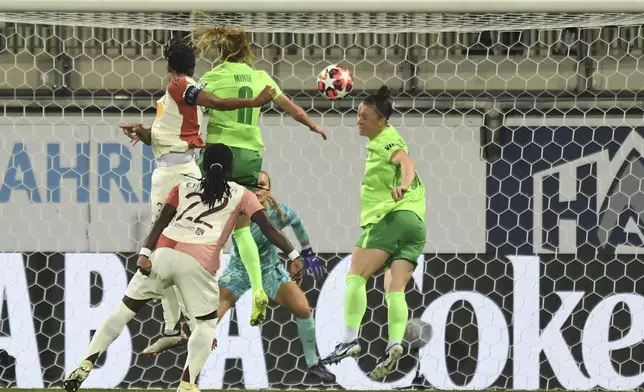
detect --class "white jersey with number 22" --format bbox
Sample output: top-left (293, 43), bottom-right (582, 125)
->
top-left (156, 181), bottom-right (264, 274)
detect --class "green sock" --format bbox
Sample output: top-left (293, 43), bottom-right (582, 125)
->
top-left (385, 291), bottom-right (408, 347)
top-left (296, 316), bottom-right (318, 368)
top-left (343, 274), bottom-right (367, 342)
top-left (233, 227), bottom-right (263, 291)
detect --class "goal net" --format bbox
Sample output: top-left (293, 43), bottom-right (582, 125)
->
top-left (0, 2), bottom-right (643, 390)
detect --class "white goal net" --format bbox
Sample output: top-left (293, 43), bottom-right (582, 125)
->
top-left (0, 3), bottom-right (643, 391)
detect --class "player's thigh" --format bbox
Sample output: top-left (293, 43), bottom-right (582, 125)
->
top-left (218, 261), bottom-right (252, 301)
top-left (169, 250), bottom-right (220, 319)
top-left (352, 218), bottom-right (398, 278)
top-left (125, 250), bottom-right (173, 301)
top-left (262, 263), bottom-right (293, 301)
top-left (274, 280), bottom-right (311, 319)
top-left (386, 210), bottom-right (426, 269)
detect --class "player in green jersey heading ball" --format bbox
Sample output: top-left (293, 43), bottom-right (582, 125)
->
top-left (193, 26), bottom-right (327, 327)
top-left (321, 86), bottom-right (427, 380)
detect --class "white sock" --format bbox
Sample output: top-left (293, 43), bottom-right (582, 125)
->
top-left (162, 287), bottom-right (182, 332)
top-left (85, 302), bottom-right (135, 360)
top-left (341, 327), bottom-right (359, 343)
top-left (182, 318), bottom-right (218, 384)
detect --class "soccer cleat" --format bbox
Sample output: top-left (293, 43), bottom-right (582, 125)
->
top-left (177, 380), bottom-right (200, 392)
top-left (307, 362), bottom-right (336, 382)
top-left (63, 359), bottom-right (93, 392)
top-left (369, 343), bottom-right (404, 380)
top-left (320, 339), bottom-right (361, 365)
top-left (250, 289), bottom-right (269, 326)
top-left (143, 330), bottom-right (188, 356)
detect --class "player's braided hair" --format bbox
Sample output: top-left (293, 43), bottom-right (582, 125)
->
top-left (193, 26), bottom-right (255, 65)
top-left (163, 36), bottom-right (197, 76)
top-left (200, 144), bottom-right (233, 209)
top-left (363, 85), bottom-right (393, 121)
top-left (261, 170), bottom-right (287, 223)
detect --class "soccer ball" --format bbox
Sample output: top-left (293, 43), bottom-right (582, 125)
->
top-left (403, 318), bottom-right (432, 349)
top-left (317, 64), bottom-right (354, 100)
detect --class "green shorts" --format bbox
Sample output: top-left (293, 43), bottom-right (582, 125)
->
top-left (356, 210), bottom-right (426, 267)
top-left (200, 145), bottom-right (263, 188)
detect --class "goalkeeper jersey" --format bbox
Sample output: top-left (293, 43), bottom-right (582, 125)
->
top-left (360, 125), bottom-right (426, 227)
top-left (151, 75), bottom-right (206, 159)
top-left (200, 62), bottom-right (282, 152)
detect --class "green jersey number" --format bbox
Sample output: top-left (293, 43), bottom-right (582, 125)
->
top-left (237, 86), bottom-right (253, 125)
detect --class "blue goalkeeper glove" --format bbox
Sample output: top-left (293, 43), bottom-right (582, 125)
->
top-left (301, 246), bottom-right (326, 280)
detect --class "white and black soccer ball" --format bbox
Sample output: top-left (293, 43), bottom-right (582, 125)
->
top-left (403, 318), bottom-right (432, 349)
top-left (317, 64), bottom-right (354, 100)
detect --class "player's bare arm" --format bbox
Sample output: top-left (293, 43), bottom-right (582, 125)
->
top-left (276, 93), bottom-right (327, 140)
top-left (250, 209), bottom-right (305, 283)
top-left (194, 84), bottom-right (276, 110)
top-left (137, 203), bottom-right (177, 274)
top-left (390, 149), bottom-right (415, 202)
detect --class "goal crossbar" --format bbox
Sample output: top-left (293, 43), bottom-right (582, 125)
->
top-left (4, 0), bottom-right (644, 13)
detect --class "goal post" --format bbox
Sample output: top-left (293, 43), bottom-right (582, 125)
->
top-left (0, 2), bottom-right (643, 391)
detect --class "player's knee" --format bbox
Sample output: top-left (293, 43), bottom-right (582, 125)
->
top-left (195, 309), bottom-right (219, 329)
top-left (121, 296), bottom-right (147, 313)
top-left (290, 293), bottom-right (312, 318)
top-left (292, 303), bottom-right (312, 319)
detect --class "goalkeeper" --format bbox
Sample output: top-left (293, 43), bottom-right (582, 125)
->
top-left (320, 86), bottom-right (427, 381)
top-left (192, 26), bottom-right (327, 326)
top-left (217, 170), bottom-right (335, 382)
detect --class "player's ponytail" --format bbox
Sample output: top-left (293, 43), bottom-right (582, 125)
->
top-left (193, 26), bottom-right (255, 65)
top-left (261, 170), bottom-right (286, 223)
top-left (200, 144), bottom-right (234, 208)
top-left (363, 85), bottom-right (393, 121)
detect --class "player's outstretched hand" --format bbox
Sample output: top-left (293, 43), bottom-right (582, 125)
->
top-left (289, 257), bottom-right (305, 285)
top-left (120, 123), bottom-right (141, 145)
top-left (392, 186), bottom-right (408, 202)
top-left (253, 85), bottom-right (277, 106)
top-left (301, 247), bottom-right (326, 280)
top-left (137, 255), bottom-right (152, 276)
top-left (309, 124), bottom-right (327, 140)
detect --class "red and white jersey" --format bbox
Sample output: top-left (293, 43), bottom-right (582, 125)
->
top-left (156, 180), bottom-right (264, 274)
top-left (151, 75), bottom-right (206, 159)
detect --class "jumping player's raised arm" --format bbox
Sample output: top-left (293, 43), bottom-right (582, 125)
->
top-left (275, 92), bottom-right (327, 140)
top-left (168, 76), bottom-right (275, 111)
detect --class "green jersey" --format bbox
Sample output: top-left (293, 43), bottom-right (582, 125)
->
top-left (200, 62), bottom-right (282, 151)
top-left (360, 125), bottom-right (426, 227)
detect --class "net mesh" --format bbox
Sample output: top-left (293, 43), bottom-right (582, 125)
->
top-left (0, 11), bottom-right (643, 392)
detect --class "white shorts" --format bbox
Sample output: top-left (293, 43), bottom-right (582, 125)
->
top-left (125, 247), bottom-right (219, 318)
top-left (151, 161), bottom-right (202, 220)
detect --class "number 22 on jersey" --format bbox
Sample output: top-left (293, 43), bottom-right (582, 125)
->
top-left (176, 192), bottom-right (230, 230)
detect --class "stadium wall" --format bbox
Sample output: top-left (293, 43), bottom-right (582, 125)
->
top-left (1, 114), bottom-right (644, 390)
